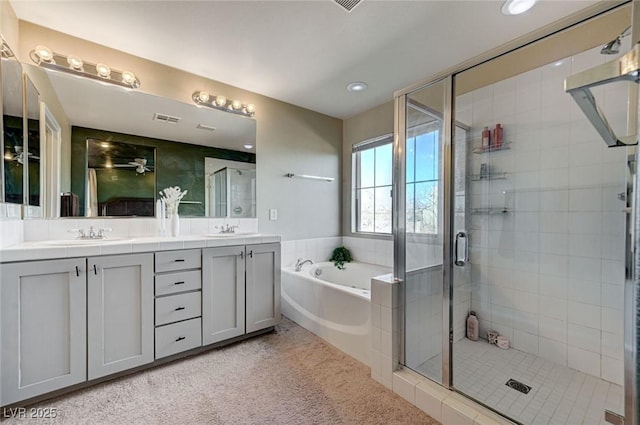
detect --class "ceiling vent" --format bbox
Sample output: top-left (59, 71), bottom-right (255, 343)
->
top-left (153, 113), bottom-right (181, 124)
top-left (334, 0), bottom-right (362, 12)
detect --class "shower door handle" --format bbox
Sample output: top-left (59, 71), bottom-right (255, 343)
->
top-left (454, 231), bottom-right (468, 267)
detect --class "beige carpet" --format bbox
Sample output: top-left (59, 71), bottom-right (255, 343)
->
top-left (2, 318), bottom-right (439, 425)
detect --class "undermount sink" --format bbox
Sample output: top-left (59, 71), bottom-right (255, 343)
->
top-left (38, 238), bottom-right (132, 246)
top-left (205, 233), bottom-right (261, 238)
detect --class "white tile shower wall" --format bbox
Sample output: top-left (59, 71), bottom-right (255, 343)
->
top-left (20, 218), bottom-right (259, 242)
top-left (465, 43), bottom-right (626, 385)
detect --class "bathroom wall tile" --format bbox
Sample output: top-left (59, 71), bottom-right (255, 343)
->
top-left (539, 212), bottom-right (568, 234)
top-left (601, 212), bottom-right (624, 238)
top-left (569, 212), bottom-right (602, 235)
top-left (569, 188), bottom-right (602, 212)
top-left (539, 253), bottom-right (568, 277)
top-left (392, 371), bottom-right (418, 404)
top-left (539, 296), bottom-right (567, 321)
top-left (568, 323), bottom-right (601, 353)
top-left (567, 279), bottom-right (600, 306)
top-left (48, 219), bottom-right (78, 240)
top-left (568, 346), bottom-right (600, 377)
top-left (415, 382), bottom-right (448, 422)
top-left (513, 329), bottom-right (539, 354)
top-left (539, 337), bottom-right (567, 365)
top-left (601, 283), bottom-right (624, 310)
top-left (23, 219), bottom-right (48, 241)
top-left (107, 219), bottom-right (131, 238)
top-left (568, 301), bottom-right (600, 329)
top-left (601, 356), bottom-right (623, 386)
top-left (601, 259), bottom-right (625, 285)
top-left (539, 275), bottom-right (567, 299)
top-left (601, 236), bottom-right (625, 262)
top-left (568, 256), bottom-right (601, 282)
top-left (601, 307), bottom-right (623, 334)
top-left (539, 316), bottom-right (567, 343)
top-left (601, 331), bottom-right (623, 360)
top-left (540, 233), bottom-right (567, 255)
top-left (540, 189), bottom-right (569, 212)
top-left (442, 397), bottom-right (478, 425)
top-left (188, 218), bottom-right (208, 235)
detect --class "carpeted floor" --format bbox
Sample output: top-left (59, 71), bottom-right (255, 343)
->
top-left (2, 318), bottom-right (439, 425)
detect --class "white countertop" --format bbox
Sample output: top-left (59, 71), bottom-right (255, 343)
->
top-left (0, 234), bottom-right (281, 263)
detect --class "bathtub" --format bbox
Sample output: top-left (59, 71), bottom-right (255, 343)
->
top-left (281, 261), bottom-right (391, 366)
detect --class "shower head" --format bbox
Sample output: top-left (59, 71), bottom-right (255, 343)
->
top-left (601, 25), bottom-right (631, 55)
top-left (601, 37), bottom-right (622, 55)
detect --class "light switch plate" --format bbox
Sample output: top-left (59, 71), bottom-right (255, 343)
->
top-left (269, 208), bottom-right (277, 220)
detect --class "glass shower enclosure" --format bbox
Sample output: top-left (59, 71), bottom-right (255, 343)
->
top-left (395, 5), bottom-right (632, 424)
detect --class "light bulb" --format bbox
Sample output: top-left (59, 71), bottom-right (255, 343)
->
top-left (197, 91), bottom-right (210, 103)
top-left (67, 55), bottom-right (83, 70)
top-left (215, 95), bottom-right (227, 107)
top-left (34, 45), bottom-right (53, 62)
top-left (246, 104), bottom-right (256, 114)
top-left (121, 71), bottom-right (137, 85)
top-left (502, 0), bottom-right (537, 15)
top-left (231, 100), bottom-right (242, 110)
top-left (95, 63), bottom-right (111, 78)
top-left (243, 144), bottom-right (253, 150)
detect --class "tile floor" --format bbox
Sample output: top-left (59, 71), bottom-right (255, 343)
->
top-left (416, 339), bottom-right (623, 425)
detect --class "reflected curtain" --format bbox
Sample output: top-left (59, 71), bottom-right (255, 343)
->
top-left (86, 168), bottom-right (98, 217)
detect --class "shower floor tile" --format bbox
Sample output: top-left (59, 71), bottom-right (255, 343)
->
top-left (416, 339), bottom-right (623, 425)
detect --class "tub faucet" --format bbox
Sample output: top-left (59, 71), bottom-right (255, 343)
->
top-left (295, 258), bottom-right (313, 272)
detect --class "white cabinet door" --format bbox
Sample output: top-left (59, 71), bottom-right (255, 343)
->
top-left (202, 246), bottom-right (245, 345)
top-left (1, 258), bottom-right (87, 405)
top-left (246, 243), bottom-right (281, 333)
top-left (87, 253), bottom-right (154, 380)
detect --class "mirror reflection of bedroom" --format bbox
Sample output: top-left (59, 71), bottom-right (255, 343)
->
top-left (84, 138), bottom-right (155, 217)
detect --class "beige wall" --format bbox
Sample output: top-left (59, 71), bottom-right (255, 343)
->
top-left (0, 0), bottom-right (18, 52)
top-left (16, 21), bottom-right (342, 240)
top-left (342, 100), bottom-right (393, 237)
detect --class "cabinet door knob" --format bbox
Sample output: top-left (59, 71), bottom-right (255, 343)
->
top-left (175, 306), bottom-right (186, 311)
top-left (240, 251), bottom-right (244, 259)
top-left (249, 250), bottom-right (253, 258)
top-left (175, 336), bottom-right (186, 342)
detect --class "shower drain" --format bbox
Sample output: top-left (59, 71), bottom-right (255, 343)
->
top-left (505, 379), bottom-right (532, 394)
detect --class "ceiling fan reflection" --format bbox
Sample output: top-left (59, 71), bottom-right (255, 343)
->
top-left (113, 157), bottom-right (153, 174)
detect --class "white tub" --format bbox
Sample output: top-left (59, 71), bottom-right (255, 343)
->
top-left (281, 261), bottom-right (391, 366)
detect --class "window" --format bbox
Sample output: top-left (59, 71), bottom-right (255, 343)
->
top-left (406, 127), bottom-right (439, 234)
top-left (352, 128), bottom-right (440, 236)
top-left (352, 135), bottom-right (393, 234)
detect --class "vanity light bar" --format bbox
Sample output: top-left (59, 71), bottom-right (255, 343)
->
top-left (29, 45), bottom-right (141, 89)
top-left (192, 91), bottom-right (255, 118)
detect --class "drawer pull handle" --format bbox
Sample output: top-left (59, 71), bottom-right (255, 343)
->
top-left (75, 266), bottom-right (80, 277)
top-left (93, 264), bottom-right (98, 275)
top-left (174, 259), bottom-right (185, 262)
top-left (175, 336), bottom-right (186, 342)
top-left (175, 306), bottom-right (186, 311)
top-left (174, 281), bottom-right (185, 285)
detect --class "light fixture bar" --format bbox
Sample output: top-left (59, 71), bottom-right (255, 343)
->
top-left (29, 46), bottom-right (140, 89)
top-left (192, 91), bottom-right (255, 118)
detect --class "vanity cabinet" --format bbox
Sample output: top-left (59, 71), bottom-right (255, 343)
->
top-left (202, 246), bottom-right (246, 345)
top-left (246, 243), bottom-right (281, 333)
top-left (0, 258), bottom-right (87, 406)
top-left (153, 249), bottom-right (202, 359)
top-left (202, 242), bottom-right (281, 345)
top-left (87, 253), bottom-right (154, 379)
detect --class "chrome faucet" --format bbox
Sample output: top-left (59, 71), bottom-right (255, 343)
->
top-left (217, 224), bottom-right (239, 234)
top-left (69, 226), bottom-right (112, 240)
top-left (295, 258), bottom-right (313, 272)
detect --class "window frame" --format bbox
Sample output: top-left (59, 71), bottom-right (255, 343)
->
top-left (352, 134), bottom-right (394, 236)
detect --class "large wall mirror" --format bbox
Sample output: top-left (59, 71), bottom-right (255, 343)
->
top-left (19, 63), bottom-right (256, 218)
top-left (25, 75), bottom-right (41, 216)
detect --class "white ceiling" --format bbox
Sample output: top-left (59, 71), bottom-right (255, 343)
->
top-left (10, 0), bottom-right (611, 119)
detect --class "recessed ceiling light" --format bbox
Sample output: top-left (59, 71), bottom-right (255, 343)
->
top-left (502, 0), bottom-right (537, 15)
top-left (244, 144), bottom-right (254, 150)
top-left (347, 81), bottom-right (368, 92)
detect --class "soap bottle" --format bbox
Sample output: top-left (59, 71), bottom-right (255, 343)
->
top-left (493, 123), bottom-right (503, 148)
top-left (481, 126), bottom-right (490, 151)
top-left (466, 311), bottom-right (479, 341)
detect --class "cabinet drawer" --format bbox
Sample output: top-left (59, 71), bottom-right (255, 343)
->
top-left (155, 318), bottom-right (202, 359)
top-left (155, 292), bottom-right (201, 326)
top-left (155, 249), bottom-right (201, 273)
top-left (155, 270), bottom-right (202, 296)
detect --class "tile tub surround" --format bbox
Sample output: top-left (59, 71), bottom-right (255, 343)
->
top-left (371, 276), bottom-right (515, 425)
top-left (458, 43), bottom-right (627, 385)
top-left (281, 236), bottom-right (344, 268)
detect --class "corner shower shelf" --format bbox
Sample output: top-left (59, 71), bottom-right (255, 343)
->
top-left (472, 142), bottom-right (511, 154)
top-left (471, 207), bottom-right (510, 215)
top-left (469, 172), bottom-right (507, 181)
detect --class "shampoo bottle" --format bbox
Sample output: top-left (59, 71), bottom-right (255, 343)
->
top-left (493, 123), bottom-right (503, 148)
top-left (466, 311), bottom-right (479, 341)
top-left (481, 126), bottom-right (490, 151)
